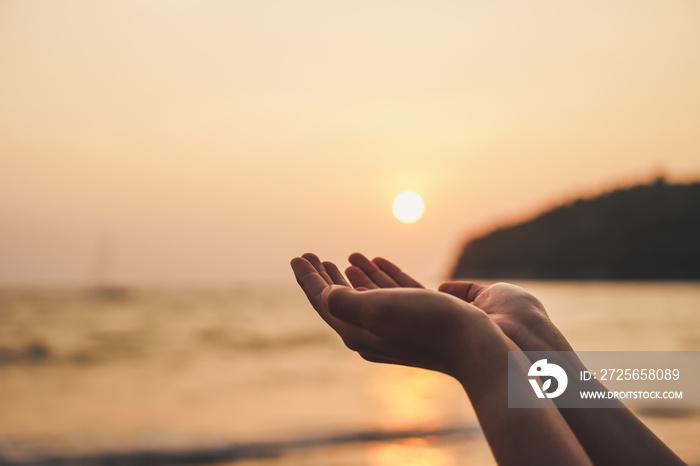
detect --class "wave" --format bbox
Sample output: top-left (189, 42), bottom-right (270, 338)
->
top-left (1, 424), bottom-right (481, 466)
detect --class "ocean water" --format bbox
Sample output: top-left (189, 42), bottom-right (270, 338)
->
top-left (0, 282), bottom-right (699, 465)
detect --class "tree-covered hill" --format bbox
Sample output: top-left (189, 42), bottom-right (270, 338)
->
top-left (450, 179), bottom-right (700, 280)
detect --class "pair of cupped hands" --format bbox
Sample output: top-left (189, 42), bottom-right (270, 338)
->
top-left (291, 253), bottom-right (568, 379)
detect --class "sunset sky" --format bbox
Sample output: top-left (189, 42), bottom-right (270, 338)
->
top-left (1, 0), bottom-right (699, 286)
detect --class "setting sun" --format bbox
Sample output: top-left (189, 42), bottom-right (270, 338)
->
top-left (393, 191), bottom-right (425, 223)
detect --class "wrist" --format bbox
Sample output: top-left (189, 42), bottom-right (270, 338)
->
top-left (513, 317), bottom-right (574, 353)
top-left (450, 318), bottom-right (519, 403)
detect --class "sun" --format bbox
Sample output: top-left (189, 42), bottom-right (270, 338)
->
top-left (392, 191), bottom-right (425, 223)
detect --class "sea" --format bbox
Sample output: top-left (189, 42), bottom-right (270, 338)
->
top-left (1, 281), bottom-right (699, 465)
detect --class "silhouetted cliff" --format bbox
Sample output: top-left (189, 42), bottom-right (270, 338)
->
top-left (451, 179), bottom-right (700, 280)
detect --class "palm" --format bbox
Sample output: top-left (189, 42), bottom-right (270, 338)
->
top-left (454, 282), bottom-right (551, 348)
top-left (344, 253), bottom-right (562, 351)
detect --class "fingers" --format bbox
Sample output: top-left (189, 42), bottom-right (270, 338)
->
top-left (348, 253), bottom-right (398, 288)
top-left (372, 257), bottom-right (424, 288)
top-left (301, 253), bottom-right (333, 285)
top-left (345, 265), bottom-right (380, 289)
top-left (299, 253), bottom-right (351, 287)
top-left (322, 260), bottom-right (351, 287)
top-left (438, 281), bottom-right (487, 303)
top-left (291, 256), bottom-right (383, 353)
top-left (291, 257), bottom-right (331, 311)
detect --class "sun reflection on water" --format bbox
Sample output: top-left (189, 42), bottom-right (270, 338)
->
top-left (367, 366), bottom-right (451, 428)
top-left (368, 438), bottom-right (454, 466)
top-left (365, 366), bottom-right (459, 465)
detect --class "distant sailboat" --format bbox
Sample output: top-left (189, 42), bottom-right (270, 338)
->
top-left (88, 233), bottom-right (129, 299)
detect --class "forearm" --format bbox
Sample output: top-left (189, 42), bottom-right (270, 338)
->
top-left (528, 330), bottom-right (685, 465)
top-left (453, 334), bottom-right (591, 466)
top-left (555, 352), bottom-right (685, 465)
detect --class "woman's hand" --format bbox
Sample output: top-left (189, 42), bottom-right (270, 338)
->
top-left (291, 253), bottom-right (504, 379)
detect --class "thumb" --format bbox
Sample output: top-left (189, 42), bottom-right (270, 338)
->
top-left (438, 281), bottom-right (487, 303)
top-left (326, 286), bottom-right (374, 328)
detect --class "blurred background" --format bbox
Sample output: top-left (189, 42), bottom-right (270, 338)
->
top-left (1, 1), bottom-right (699, 464)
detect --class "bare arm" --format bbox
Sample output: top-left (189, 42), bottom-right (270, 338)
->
top-left (438, 280), bottom-right (685, 466)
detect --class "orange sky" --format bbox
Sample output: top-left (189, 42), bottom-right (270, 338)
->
top-left (1, 0), bottom-right (699, 286)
